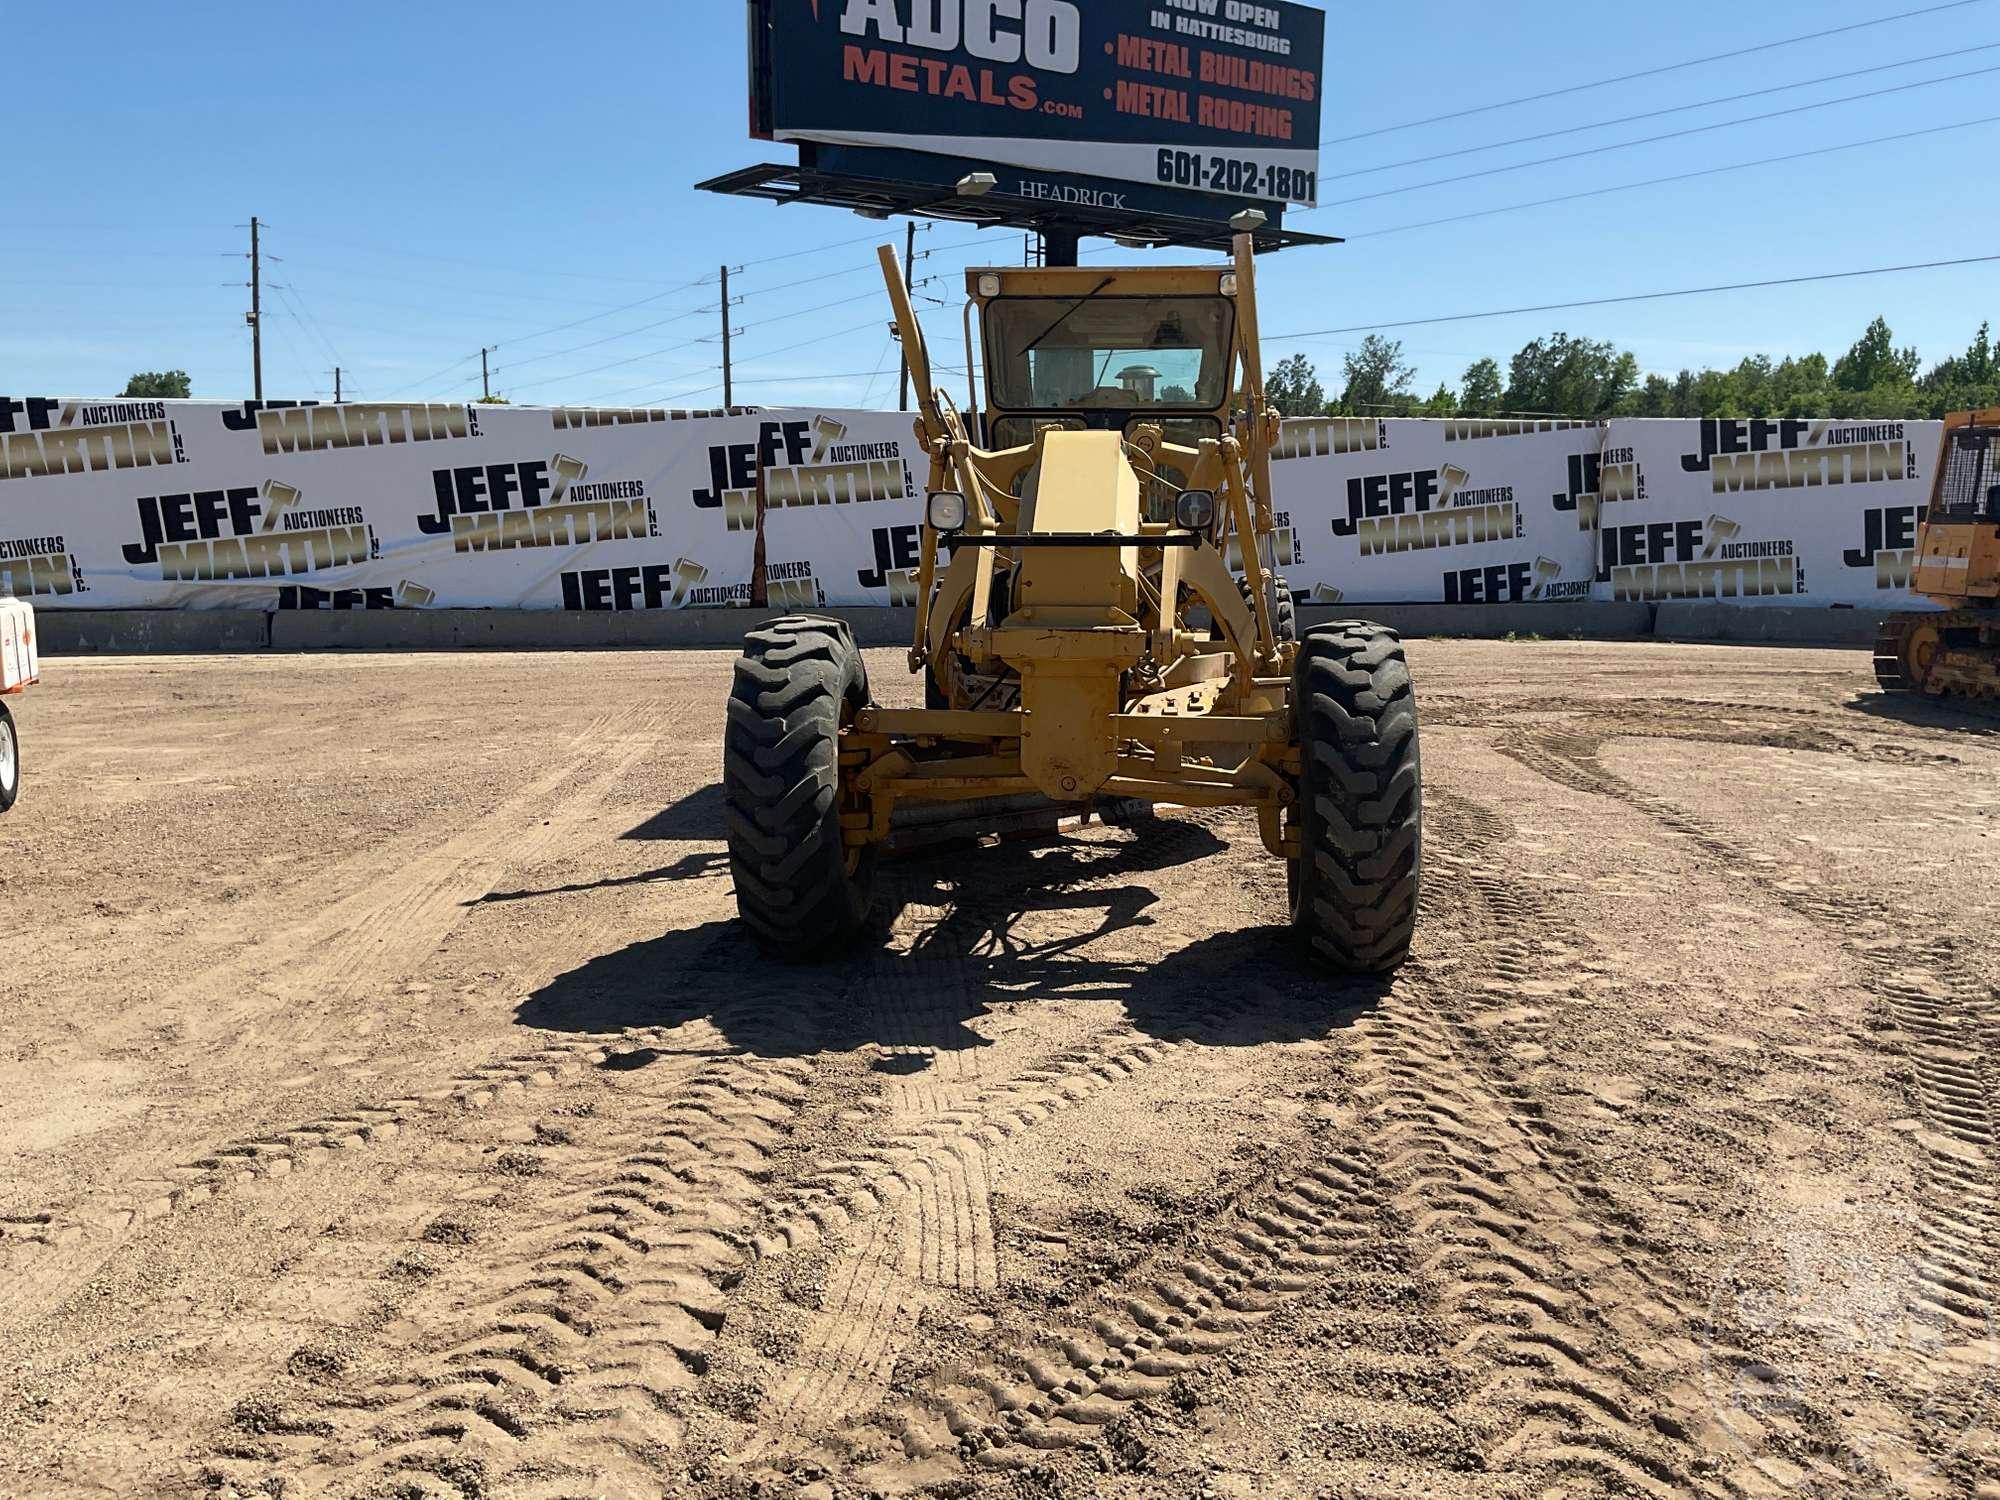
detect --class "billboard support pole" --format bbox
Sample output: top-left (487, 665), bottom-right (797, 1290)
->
top-left (1043, 229), bottom-right (1080, 269)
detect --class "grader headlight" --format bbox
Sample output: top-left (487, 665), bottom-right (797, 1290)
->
top-left (1175, 488), bottom-right (1217, 532)
top-left (926, 490), bottom-right (969, 534)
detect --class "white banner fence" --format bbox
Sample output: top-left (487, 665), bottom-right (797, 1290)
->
top-left (0, 397), bottom-right (1940, 614)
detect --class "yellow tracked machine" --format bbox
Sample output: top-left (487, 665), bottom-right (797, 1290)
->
top-left (1876, 408), bottom-right (2000, 702)
top-left (721, 234), bottom-right (1421, 973)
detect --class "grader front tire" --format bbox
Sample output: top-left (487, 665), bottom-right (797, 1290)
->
top-left (1292, 623), bottom-right (1421, 975)
top-left (724, 616), bottom-right (876, 957)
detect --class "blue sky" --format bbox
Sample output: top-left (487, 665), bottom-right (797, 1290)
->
top-left (7, 0), bottom-right (1997, 407)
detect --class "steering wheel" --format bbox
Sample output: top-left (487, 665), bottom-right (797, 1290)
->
top-left (1074, 387), bottom-right (1134, 409)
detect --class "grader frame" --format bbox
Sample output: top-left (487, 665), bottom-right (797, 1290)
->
top-left (854, 234), bottom-right (1298, 857)
top-left (722, 233), bottom-right (1422, 973)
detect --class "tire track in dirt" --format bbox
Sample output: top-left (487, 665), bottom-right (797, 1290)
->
top-left (0, 707), bottom-right (706, 1314)
top-left (243, 1041), bottom-right (1151, 1499)
top-left (200, 984), bottom-right (821, 1500)
top-left (743, 791), bottom-right (1875, 1497)
top-left (1429, 695), bottom-right (1966, 768)
top-left (193, 821), bottom-right (1221, 1498)
top-left (744, 816), bottom-right (1239, 1444)
top-left (0, 1029), bottom-right (719, 1321)
top-left (194, 703), bottom-right (666, 1061)
top-left (67, 702), bottom-right (661, 1078)
top-left (755, 893), bottom-right (1001, 1442)
top-left (848, 1148), bottom-right (1428, 1487)
top-left (1500, 729), bottom-right (2000, 1487)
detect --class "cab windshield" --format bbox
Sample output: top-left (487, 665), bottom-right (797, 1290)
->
top-left (987, 295), bottom-right (1234, 413)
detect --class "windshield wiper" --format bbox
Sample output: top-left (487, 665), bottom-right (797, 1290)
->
top-left (1021, 276), bottom-right (1116, 356)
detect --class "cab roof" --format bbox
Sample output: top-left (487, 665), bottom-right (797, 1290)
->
top-left (963, 265), bottom-right (1235, 301)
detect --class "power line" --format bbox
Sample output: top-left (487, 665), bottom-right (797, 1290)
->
top-left (384, 351), bottom-right (487, 400)
top-left (736, 228), bottom-right (920, 268)
top-left (1312, 61), bottom-right (2000, 210)
top-left (275, 228), bottom-right (720, 287)
top-left (267, 269), bottom-right (348, 378)
top-left (859, 335), bottom-right (902, 410)
top-left (274, 259), bottom-right (677, 310)
top-left (409, 236), bottom-right (998, 401)
top-left (503, 332), bottom-right (723, 396)
top-left (486, 301), bottom-right (717, 379)
top-left (377, 270), bottom-right (718, 397)
top-left (517, 297), bottom-right (920, 404)
top-left (649, 368), bottom-right (930, 406)
top-left (28, 280), bottom-right (234, 291)
top-left (1318, 0), bottom-right (1990, 146)
top-left (481, 271), bottom-right (718, 350)
top-left (1270, 252), bottom-right (2000, 341)
top-left (573, 301), bottom-right (968, 406)
top-left (267, 287), bottom-right (341, 391)
top-left (1341, 110), bottom-right (2000, 240)
top-left (737, 284), bottom-right (924, 334)
top-left (1322, 39), bottom-right (2000, 184)
top-left (733, 316), bottom-right (896, 367)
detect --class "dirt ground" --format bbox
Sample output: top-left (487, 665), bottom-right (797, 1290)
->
top-left (0, 638), bottom-right (1996, 1500)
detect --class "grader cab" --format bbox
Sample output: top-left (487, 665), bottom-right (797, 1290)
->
top-left (722, 234), bottom-right (1421, 973)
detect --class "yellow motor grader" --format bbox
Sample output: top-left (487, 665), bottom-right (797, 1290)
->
top-left (1876, 407), bottom-right (2000, 701)
top-left (722, 233), bottom-right (1420, 973)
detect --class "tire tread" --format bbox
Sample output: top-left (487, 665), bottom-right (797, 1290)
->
top-left (1292, 622), bottom-right (1421, 974)
top-left (722, 616), bottom-right (874, 956)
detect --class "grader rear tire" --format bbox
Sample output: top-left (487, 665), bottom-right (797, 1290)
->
top-left (724, 616), bottom-right (876, 956)
top-left (1291, 623), bottom-right (1421, 974)
top-left (1212, 572), bottom-right (1297, 644)
top-left (1263, 573), bottom-right (1298, 643)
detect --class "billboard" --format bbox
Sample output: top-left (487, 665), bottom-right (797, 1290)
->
top-left (750, 0), bottom-right (1326, 211)
top-left (1589, 418), bottom-right (1939, 608)
top-left (0, 397), bottom-right (1941, 614)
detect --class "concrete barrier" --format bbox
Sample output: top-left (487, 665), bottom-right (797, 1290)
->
top-left (37, 601), bottom-right (1892, 655)
top-left (37, 610), bottom-right (271, 655)
top-left (1297, 601), bottom-right (1655, 640)
top-left (267, 608), bottom-right (922, 652)
top-left (1653, 602), bottom-right (1894, 646)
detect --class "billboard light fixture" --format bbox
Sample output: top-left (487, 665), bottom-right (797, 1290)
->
top-left (957, 173), bottom-right (998, 198)
top-left (1229, 209), bottom-right (1268, 234)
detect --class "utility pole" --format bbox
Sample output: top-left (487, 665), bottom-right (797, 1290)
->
top-left (480, 347), bottom-right (493, 401)
top-left (898, 221), bottom-right (922, 412)
top-left (248, 216), bottom-right (263, 401)
top-left (720, 264), bottom-right (734, 408)
top-left (331, 367), bottom-right (342, 402)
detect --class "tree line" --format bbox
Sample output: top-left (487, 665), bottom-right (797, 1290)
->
top-left (1265, 317), bottom-right (2000, 423)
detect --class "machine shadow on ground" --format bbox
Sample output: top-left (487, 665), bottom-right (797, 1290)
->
top-left (515, 819), bottom-right (1385, 1060)
top-left (1844, 691), bottom-right (2000, 737)
top-left (621, 783), bottom-right (726, 840)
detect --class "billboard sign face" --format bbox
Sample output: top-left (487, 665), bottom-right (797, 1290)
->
top-left (754, 0), bottom-right (1326, 211)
